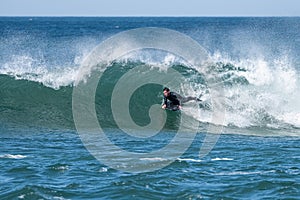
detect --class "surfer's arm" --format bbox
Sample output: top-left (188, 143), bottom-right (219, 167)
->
top-left (162, 97), bottom-right (167, 109)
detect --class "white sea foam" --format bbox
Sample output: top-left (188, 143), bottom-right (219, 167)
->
top-left (99, 167), bottom-right (108, 172)
top-left (0, 154), bottom-right (27, 159)
top-left (140, 157), bottom-right (168, 161)
top-left (177, 158), bottom-right (202, 163)
top-left (215, 170), bottom-right (276, 176)
top-left (210, 52), bottom-right (300, 130)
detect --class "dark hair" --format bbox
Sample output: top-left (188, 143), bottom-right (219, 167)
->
top-left (163, 87), bottom-right (170, 92)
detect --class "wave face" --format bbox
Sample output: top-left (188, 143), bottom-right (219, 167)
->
top-left (0, 17), bottom-right (300, 136)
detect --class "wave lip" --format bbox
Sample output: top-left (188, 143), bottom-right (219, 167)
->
top-left (0, 55), bottom-right (79, 89)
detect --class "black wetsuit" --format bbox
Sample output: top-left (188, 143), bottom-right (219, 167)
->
top-left (163, 92), bottom-right (181, 110)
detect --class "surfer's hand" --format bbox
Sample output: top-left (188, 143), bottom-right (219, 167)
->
top-left (162, 104), bottom-right (166, 109)
top-left (178, 105), bottom-right (182, 110)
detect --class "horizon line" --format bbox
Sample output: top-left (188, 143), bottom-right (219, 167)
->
top-left (0, 15), bottom-right (299, 17)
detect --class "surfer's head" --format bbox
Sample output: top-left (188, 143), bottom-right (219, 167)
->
top-left (163, 87), bottom-right (170, 97)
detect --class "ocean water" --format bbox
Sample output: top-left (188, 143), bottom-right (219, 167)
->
top-left (0, 17), bottom-right (300, 199)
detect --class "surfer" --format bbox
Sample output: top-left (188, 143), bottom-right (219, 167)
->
top-left (161, 87), bottom-right (201, 111)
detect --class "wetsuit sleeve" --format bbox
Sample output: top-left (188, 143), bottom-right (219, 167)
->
top-left (163, 96), bottom-right (167, 105)
top-left (177, 97), bottom-right (181, 106)
top-left (170, 92), bottom-right (181, 106)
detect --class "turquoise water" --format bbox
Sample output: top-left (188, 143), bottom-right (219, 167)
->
top-left (0, 17), bottom-right (300, 199)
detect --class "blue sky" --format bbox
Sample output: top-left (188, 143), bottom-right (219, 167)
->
top-left (0, 0), bottom-right (299, 16)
